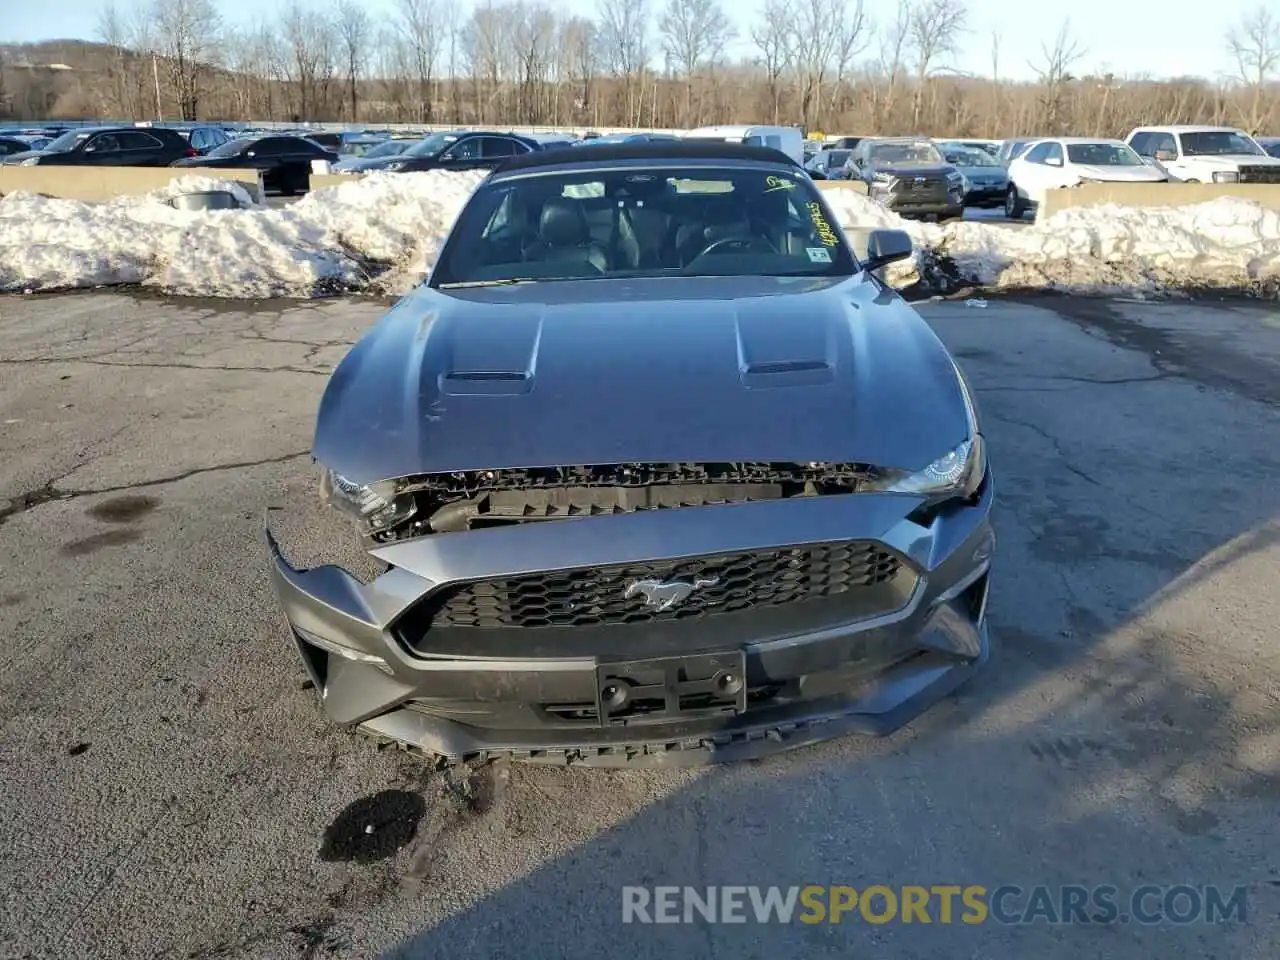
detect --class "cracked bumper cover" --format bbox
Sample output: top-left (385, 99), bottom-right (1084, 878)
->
top-left (266, 481), bottom-right (994, 767)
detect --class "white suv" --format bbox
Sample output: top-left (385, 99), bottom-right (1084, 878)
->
top-left (1125, 126), bottom-right (1280, 183)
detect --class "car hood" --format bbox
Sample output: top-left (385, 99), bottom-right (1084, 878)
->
top-left (2, 149), bottom-right (45, 164)
top-left (313, 276), bottom-right (972, 485)
top-left (1179, 153), bottom-right (1280, 168)
top-left (1074, 164), bottom-right (1167, 182)
top-left (954, 165), bottom-right (1006, 180)
top-left (868, 163), bottom-right (954, 179)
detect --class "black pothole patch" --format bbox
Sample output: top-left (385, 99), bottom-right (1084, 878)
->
top-left (86, 494), bottom-right (160, 523)
top-left (320, 789), bottom-right (425, 864)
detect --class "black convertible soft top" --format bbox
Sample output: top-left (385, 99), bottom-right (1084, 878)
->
top-left (495, 139), bottom-right (802, 174)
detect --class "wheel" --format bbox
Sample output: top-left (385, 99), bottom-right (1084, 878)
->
top-left (1004, 184), bottom-right (1026, 219)
top-left (1182, 178), bottom-right (1200, 183)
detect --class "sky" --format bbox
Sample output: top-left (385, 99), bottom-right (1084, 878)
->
top-left (0, 0), bottom-right (1259, 84)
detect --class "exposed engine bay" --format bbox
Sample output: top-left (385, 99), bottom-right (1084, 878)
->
top-left (379, 462), bottom-right (876, 541)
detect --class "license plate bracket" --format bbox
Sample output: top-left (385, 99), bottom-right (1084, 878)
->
top-left (594, 651), bottom-right (748, 726)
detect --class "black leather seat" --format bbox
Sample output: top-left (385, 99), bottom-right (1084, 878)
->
top-left (524, 198), bottom-right (609, 272)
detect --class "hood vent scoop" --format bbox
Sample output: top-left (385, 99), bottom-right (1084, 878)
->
top-left (439, 370), bottom-right (533, 396)
top-left (741, 358), bottom-right (834, 388)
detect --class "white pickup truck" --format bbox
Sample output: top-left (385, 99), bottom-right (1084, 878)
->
top-left (1125, 125), bottom-right (1280, 183)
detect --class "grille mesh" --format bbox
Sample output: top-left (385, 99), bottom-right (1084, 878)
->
top-left (424, 541), bottom-right (903, 629)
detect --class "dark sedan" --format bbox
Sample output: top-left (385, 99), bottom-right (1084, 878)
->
top-left (266, 141), bottom-right (993, 767)
top-left (375, 130), bottom-right (538, 173)
top-left (171, 134), bottom-right (339, 194)
top-left (1, 126), bottom-right (198, 166)
top-left (1258, 136), bottom-right (1280, 159)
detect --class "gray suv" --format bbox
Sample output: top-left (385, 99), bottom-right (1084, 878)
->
top-left (848, 137), bottom-right (965, 221)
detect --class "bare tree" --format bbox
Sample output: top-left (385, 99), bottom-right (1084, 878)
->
top-left (1226, 5), bottom-right (1280, 132)
top-left (95, 2), bottom-right (141, 117)
top-left (561, 16), bottom-right (600, 125)
top-left (280, 0), bottom-right (337, 119)
top-left (907, 0), bottom-right (968, 129)
top-left (334, 1), bottom-right (370, 121)
top-left (398, 0), bottom-right (446, 122)
top-left (1030, 18), bottom-right (1085, 134)
top-left (598, 0), bottom-right (650, 126)
top-left (659, 0), bottom-right (734, 126)
top-left (461, 1), bottom-right (512, 124)
top-left (150, 0), bottom-right (221, 119)
top-left (750, 0), bottom-right (790, 124)
top-left (873, 0), bottom-right (912, 129)
top-left (987, 28), bottom-right (1000, 134)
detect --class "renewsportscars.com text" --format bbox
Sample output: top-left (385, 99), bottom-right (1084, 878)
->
top-left (621, 884), bottom-right (1248, 925)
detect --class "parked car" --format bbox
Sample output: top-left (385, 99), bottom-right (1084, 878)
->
top-left (0, 125), bottom-right (198, 166)
top-left (332, 137), bottom-right (419, 172)
top-left (847, 137), bottom-right (965, 220)
top-left (824, 136), bottom-right (866, 150)
top-left (806, 148), bottom-right (852, 179)
top-left (377, 130), bottom-right (539, 172)
top-left (683, 125), bottom-right (806, 165)
top-left (265, 139), bottom-right (993, 766)
top-left (935, 141), bottom-right (1009, 207)
top-left (574, 133), bottom-right (680, 146)
top-left (1258, 136), bottom-right (1280, 159)
top-left (949, 139), bottom-right (1001, 157)
top-left (1125, 126), bottom-right (1280, 183)
top-left (0, 136), bottom-right (36, 158)
top-left (162, 123), bottom-right (231, 156)
top-left (996, 138), bottom-right (1044, 166)
top-left (1004, 138), bottom-right (1168, 218)
top-left (171, 134), bottom-right (338, 194)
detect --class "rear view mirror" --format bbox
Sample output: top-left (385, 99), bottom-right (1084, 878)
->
top-left (864, 229), bottom-right (912, 273)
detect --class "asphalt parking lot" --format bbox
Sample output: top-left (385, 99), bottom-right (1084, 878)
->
top-left (2, 290), bottom-right (1279, 959)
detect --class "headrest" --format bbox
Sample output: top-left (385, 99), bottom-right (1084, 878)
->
top-left (539, 198), bottom-right (588, 246)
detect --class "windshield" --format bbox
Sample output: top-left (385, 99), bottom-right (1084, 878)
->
top-left (360, 139), bottom-right (412, 159)
top-left (823, 150), bottom-right (851, 167)
top-left (1179, 131), bottom-right (1264, 156)
top-left (1066, 142), bottom-right (1143, 166)
top-left (867, 140), bottom-right (943, 165)
top-left (204, 138), bottom-right (250, 159)
top-left (940, 145), bottom-right (998, 167)
top-left (403, 133), bottom-right (459, 157)
top-left (432, 166), bottom-right (859, 286)
top-left (42, 130), bottom-right (92, 153)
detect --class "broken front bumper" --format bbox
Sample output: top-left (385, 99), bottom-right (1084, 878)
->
top-left (266, 480), bottom-right (995, 767)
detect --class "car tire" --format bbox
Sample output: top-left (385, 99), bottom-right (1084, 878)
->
top-left (1004, 184), bottom-right (1026, 219)
top-left (1182, 178), bottom-right (1200, 183)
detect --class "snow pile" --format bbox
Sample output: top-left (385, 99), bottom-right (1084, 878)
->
top-left (0, 171), bottom-right (483, 297)
top-left (3, 171), bottom-right (1280, 298)
top-left (822, 186), bottom-right (1280, 296)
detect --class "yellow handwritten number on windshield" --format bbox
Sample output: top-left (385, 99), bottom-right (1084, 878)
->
top-left (806, 201), bottom-right (840, 247)
top-left (764, 175), bottom-right (796, 192)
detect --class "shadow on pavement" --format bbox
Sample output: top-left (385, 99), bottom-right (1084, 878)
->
top-left (380, 300), bottom-right (1280, 959)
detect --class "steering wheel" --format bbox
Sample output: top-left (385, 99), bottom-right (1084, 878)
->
top-left (694, 235), bottom-right (778, 259)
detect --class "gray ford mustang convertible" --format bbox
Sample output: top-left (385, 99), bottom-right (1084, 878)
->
top-left (266, 141), bottom-right (994, 767)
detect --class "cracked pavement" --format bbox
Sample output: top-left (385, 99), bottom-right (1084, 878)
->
top-left (2, 291), bottom-right (1280, 959)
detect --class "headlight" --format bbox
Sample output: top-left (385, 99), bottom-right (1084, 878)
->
top-left (20, 157), bottom-right (39, 166)
top-left (384, 160), bottom-right (407, 171)
top-left (320, 468), bottom-right (416, 533)
top-left (1212, 171), bottom-right (1239, 183)
top-left (871, 171), bottom-right (893, 183)
top-left (866, 436), bottom-right (986, 497)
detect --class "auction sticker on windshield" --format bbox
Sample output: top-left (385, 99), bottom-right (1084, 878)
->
top-left (806, 201), bottom-right (841, 247)
top-left (807, 247), bottom-right (832, 263)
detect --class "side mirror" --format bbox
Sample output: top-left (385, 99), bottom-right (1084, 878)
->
top-left (864, 228), bottom-right (912, 273)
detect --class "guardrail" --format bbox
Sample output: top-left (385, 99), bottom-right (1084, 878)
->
top-left (1039, 182), bottom-right (1280, 218)
top-left (0, 167), bottom-right (264, 202)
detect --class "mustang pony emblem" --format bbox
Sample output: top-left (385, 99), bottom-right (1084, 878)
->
top-left (624, 576), bottom-right (720, 611)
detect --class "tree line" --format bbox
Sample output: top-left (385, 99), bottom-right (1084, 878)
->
top-left (1, 0), bottom-right (1278, 139)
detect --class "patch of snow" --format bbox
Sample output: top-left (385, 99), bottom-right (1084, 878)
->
top-left (821, 185), bottom-right (1280, 296)
top-left (3, 172), bottom-right (1280, 299)
top-left (0, 171), bottom-right (483, 298)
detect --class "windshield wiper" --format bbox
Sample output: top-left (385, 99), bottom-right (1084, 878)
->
top-left (438, 278), bottom-right (540, 288)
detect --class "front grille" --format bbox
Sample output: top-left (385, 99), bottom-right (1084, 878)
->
top-left (889, 178), bottom-right (946, 200)
top-left (1237, 165), bottom-right (1280, 184)
top-left (421, 541), bottom-right (902, 629)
